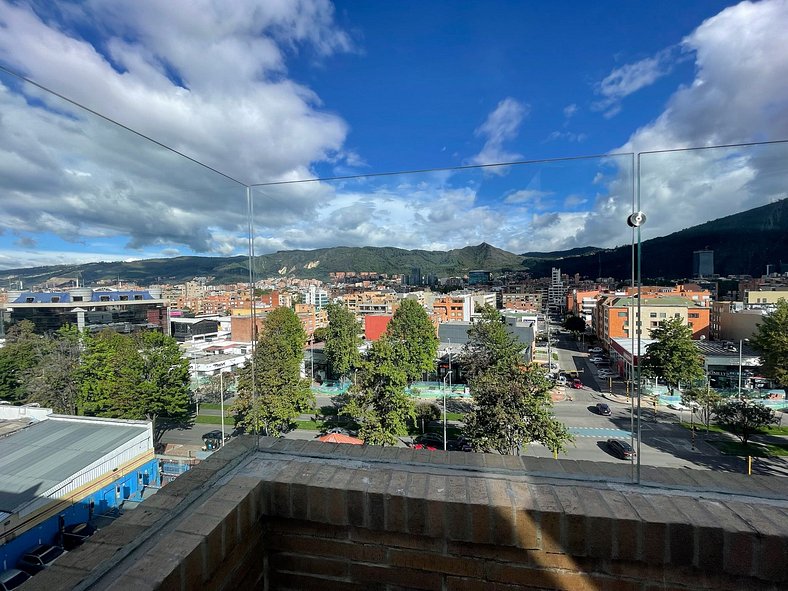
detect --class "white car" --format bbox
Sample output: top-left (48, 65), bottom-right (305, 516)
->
top-left (598, 370), bottom-right (617, 378)
top-left (667, 402), bottom-right (688, 411)
top-left (588, 347), bottom-right (603, 354)
top-left (589, 357), bottom-right (605, 364)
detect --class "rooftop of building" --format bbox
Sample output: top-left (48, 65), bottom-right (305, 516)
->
top-left (0, 416), bottom-right (150, 515)
top-left (25, 437), bottom-right (788, 591)
top-left (6, 289), bottom-right (162, 305)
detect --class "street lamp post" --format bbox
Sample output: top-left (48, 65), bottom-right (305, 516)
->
top-left (442, 371), bottom-right (452, 451)
top-left (738, 338), bottom-right (749, 399)
top-left (219, 371), bottom-right (225, 446)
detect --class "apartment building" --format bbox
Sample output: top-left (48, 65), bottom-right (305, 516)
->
top-left (432, 292), bottom-right (496, 323)
top-left (595, 295), bottom-right (710, 345)
top-left (342, 291), bottom-right (398, 316)
top-left (501, 292), bottom-right (541, 313)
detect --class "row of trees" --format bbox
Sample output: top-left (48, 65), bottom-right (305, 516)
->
top-left (0, 321), bottom-right (191, 439)
top-left (232, 299), bottom-right (572, 455)
top-left (321, 301), bottom-right (571, 454)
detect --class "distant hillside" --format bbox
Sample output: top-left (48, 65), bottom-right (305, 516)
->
top-left (2, 200), bottom-right (786, 286)
top-left (544, 199), bottom-right (788, 279)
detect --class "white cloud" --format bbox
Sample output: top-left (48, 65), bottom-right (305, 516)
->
top-left (503, 189), bottom-right (553, 205)
top-left (468, 98), bottom-right (529, 166)
top-left (563, 103), bottom-right (578, 119)
top-left (0, 0), bottom-right (359, 266)
top-left (593, 46), bottom-right (681, 117)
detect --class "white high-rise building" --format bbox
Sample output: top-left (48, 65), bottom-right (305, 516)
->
top-left (548, 267), bottom-right (566, 313)
top-left (303, 285), bottom-right (329, 310)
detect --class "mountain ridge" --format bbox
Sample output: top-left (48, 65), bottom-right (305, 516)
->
top-left (2, 200), bottom-right (786, 286)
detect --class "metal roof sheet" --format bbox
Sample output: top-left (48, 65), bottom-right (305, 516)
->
top-left (0, 419), bottom-right (148, 513)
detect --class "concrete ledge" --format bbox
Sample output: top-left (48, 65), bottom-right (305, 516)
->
top-left (24, 436), bottom-right (788, 591)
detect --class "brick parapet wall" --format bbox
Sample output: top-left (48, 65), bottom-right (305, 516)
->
top-left (24, 437), bottom-right (788, 591)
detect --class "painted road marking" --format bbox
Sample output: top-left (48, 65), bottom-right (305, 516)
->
top-left (568, 427), bottom-right (632, 438)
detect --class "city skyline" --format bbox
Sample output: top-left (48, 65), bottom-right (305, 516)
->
top-left (1, 1), bottom-right (788, 270)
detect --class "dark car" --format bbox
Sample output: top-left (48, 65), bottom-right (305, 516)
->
top-left (62, 522), bottom-right (97, 550)
top-left (414, 433), bottom-right (444, 449)
top-left (607, 439), bottom-right (636, 460)
top-left (0, 569), bottom-right (31, 591)
top-left (447, 436), bottom-right (473, 452)
top-left (17, 544), bottom-right (65, 575)
top-left (596, 403), bottom-right (612, 416)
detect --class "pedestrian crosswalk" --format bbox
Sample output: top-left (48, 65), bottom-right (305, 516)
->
top-left (568, 426), bottom-right (632, 438)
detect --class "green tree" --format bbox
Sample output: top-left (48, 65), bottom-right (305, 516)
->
top-left (681, 385), bottom-right (722, 432)
top-left (0, 320), bottom-right (43, 403)
top-left (77, 330), bottom-right (192, 440)
top-left (231, 307), bottom-right (314, 436)
top-left (77, 331), bottom-right (146, 418)
top-left (344, 339), bottom-right (414, 446)
top-left (714, 400), bottom-right (776, 445)
top-left (323, 303), bottom-right (361, 380)
top-left (414, 401), bottom-right (441, 433)
top-left (641, 316), bottom-right (705, 395)
top-left (24, 325), bottom-right (82, 414)
top-left (385, 299), bottom-right (439, 383)
top-left (462, 305), bottom-right (572, 455)
top-left (750, 298), bottom-right (788, 389)
top-left (135, 331), bottom-right (192, 435)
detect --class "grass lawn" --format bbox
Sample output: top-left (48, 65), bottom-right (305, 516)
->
top-left (680, 422), bottom-right (788, 437)
top-left (194, 414), bottom-right (237, 426)
top-left (198, 403), bottom-right (223, 411)
top-left (294, 420), bottom-right (321, 430)
top-left (708, 439), bottom-right (788, 457)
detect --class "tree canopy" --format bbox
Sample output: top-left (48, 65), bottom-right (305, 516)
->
top-left (461, 305), bottom-right (572, 455)
top-left (750, 298), bottom-right (788, 389)
top-left (24, 324), bottom-right (82, 414)
top-left (77, 329), bottom-right (192, 439)
top-left (714, 400), bottom-right (776, 445)
top-left (0, 320), bottom-right (43, 403)
top-left (232, 307), bottom-right (314, 436)
top-left (344, 338), bottom-right (414, 446)
top-left (384, 298), bottom-right (439, 383)
top-left (641, 316), bottom-right (705, 394)
top-left (323, 303), bottom-right (361, 380)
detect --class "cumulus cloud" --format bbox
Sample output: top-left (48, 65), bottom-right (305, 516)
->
top-left (0, 0), bottom-right (353, 267)
top-left (1, 0), bottom-right (788, 272)
top-left (468, 98), bottom-right (529, 166)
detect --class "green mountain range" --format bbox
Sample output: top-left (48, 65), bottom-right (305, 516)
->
top-left (2, 199), bottom-right (786, 286)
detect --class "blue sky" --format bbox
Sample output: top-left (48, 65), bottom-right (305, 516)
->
top-left (1, 0), bottom-right (787, 272)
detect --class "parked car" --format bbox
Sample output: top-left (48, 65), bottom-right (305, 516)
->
top-left (414, 433), bottom-right (444, 450)
top-left (0, 569), bottom-right (30, 591)
top-left (596, 403), bottom-right (612, 416)
top-left (607, 439), bottom-right (636, 460)
top-left (62, 522), bottom-right (97, 550)
top-left (589, 357), bottom-right (605, 364)
top-left (598, 371), bottom-right (617, 378)
top-left (555, 376), bottom-right (568, 386)
top-left (667, 402), bottom-right (689, 411)
top-left (17, 544), bottom-right (64, 575)
top-left (571, 379), bottom-right (583, 389)
top-left (447, 437), bottom-right (473, 452)
top-left (588, 347), bottom-right (603, 354)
